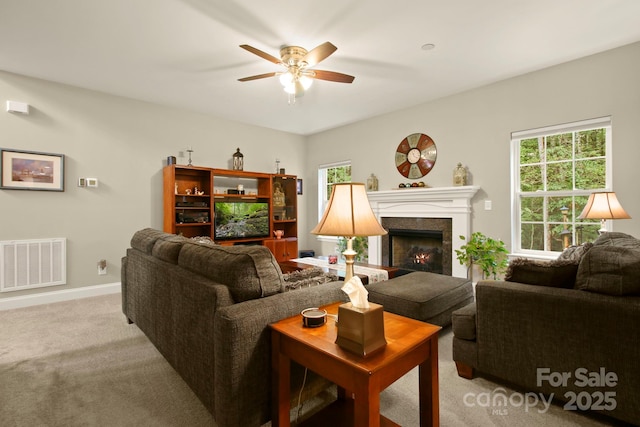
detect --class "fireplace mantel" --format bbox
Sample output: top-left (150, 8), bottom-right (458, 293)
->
top-left (367, 186), bottom-right (480, 278)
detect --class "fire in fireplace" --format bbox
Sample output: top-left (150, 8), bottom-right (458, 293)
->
top-left (388, 229), bottom-right (444, 274)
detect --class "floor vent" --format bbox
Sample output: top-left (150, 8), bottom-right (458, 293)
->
top-left (0, 238), bottom-right (66, 292)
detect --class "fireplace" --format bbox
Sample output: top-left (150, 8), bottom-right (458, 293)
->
top-left (382, 218), bottom-right (452, 275)
top-left (366, 186), bottom-right (479, 278)
top-left (388, 229), bottom-right (444, 274)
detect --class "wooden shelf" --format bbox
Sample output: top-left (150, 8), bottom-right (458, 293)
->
top-left (298, 399), bottom-right (398, 427)
top-left (163, 165), bottom-right (298, 260)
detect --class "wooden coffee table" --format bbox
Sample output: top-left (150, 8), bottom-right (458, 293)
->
top-left (270, 302), bottom-right (441, 426)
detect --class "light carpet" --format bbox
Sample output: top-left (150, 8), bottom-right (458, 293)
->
top-left (0, 294), bottom-right (621, 426)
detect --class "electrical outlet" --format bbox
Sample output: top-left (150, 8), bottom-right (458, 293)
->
top-left (484, 200), bottom-right (492, 211)
top-left (98, 259), bottom-right (107, 275)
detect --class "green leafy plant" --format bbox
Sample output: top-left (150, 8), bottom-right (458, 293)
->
top-left (337, 236), bottom-right (369, 262)
top-left (455, 232), bottom-right (509, 280)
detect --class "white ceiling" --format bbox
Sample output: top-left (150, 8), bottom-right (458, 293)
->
top-left (1, 0), bottom-right (640, 135)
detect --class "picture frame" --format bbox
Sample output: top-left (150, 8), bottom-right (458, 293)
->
top-left (297, 178), bottom-right (303, 195)
top-left (1, 149), bottom-right (65, 191)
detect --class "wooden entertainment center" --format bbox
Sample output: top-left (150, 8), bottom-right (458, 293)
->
top-left (163, 165), bottom-right (298, 261)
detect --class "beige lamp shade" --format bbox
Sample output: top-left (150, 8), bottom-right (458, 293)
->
top-left (578, 191), bottom-right (631, 233)
top-left (311, 183), bottom-right (387, 237)
top-left (578, 192), bottom-right (631, 220)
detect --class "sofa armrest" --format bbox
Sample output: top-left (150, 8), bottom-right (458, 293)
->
top-left (212, 281), bottom-right (346, 427)
top-left (452, 302), bottom-right (476, 341)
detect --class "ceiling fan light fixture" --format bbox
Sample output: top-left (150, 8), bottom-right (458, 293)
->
top-left (239, 42), bottom-right (353, 102)
top-left (299, 75), bottom-right (313, 90)
top-left (279, 71), bottom-right (294, 87)
top-left (280, 72), bottom-right (312, 96)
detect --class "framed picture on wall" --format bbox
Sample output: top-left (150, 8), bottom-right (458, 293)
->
top-left (297, 178), bottom-right (303, 195)
top-left (0, 149), bottom-right (65, 191)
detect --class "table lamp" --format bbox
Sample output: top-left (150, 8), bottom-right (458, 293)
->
top-left (311, 182), bottom-right (388, 356)
top-left (310, 182), bottom-right (387, 282)
top-left (578, 191), bottom-right (631, 234)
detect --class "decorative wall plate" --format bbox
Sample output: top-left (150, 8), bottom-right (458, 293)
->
top-left (395, 133), bottom-right (437, 179)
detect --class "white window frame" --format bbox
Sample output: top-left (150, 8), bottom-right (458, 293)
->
top-left (317, 160), bottom-right (351, 241)
top-left (510, 116), bottom-right (612, 258)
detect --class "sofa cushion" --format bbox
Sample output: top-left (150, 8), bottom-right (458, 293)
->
top-left (282, 267), bottom-right (338, 291)
top-left (575, 245), bottom-right (640, 296)
top-left (592, 232), bottom-right (640, 249)
top-left (178, 242), bottom-right (284, 302)
top-left (505, 258), bottom-right (579, 289)
top-left (557, 242), bottom-right (593, 261)
top-left (189, 235), bottom-right (218, 245)
top-left (130, 228), bottom-right (167, 254)
top-left (152, 235), bottom-right (187, 264)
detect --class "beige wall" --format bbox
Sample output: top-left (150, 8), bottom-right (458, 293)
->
top-left (0, 71), bottom-right (306, 299)
top-left (3, 41), bottom-right (640, 300)
top-left (305, 42), bottom-right (640, 257)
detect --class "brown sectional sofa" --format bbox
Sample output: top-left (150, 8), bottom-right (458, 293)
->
top-left (121, 228), bottom-right (345, 427)
top-left (452, 232), bottom-right (640, 425)
top-left (121, 228), bottom-right (491, 426)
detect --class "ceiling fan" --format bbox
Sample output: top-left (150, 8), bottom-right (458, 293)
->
top-left (238, 42), bottom-right (355, 99)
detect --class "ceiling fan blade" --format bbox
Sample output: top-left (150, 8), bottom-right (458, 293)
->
top-left (238, 72), bottom-right (278, 82)
top-left (304, 42), bottom-right (337, 66)
top-left (239, 44), bottom-right (281, 65)
top-left (310, 70), bottom-right (355, 83)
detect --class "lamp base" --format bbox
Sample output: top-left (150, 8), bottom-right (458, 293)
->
top-left (335, 302), bottom-right (386, 357)
top-left (598, 218), bottom-right (608, 235)
top-left (342, 238), bottom-right (357, 283)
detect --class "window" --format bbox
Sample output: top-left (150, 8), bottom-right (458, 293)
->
top-left (317, 161), bottom-right (351, 222)
top-left (511, 117), bottom-right (611, 256)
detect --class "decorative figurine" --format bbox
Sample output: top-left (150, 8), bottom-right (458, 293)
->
top-left (273, 182), bottom-right (285, 207)
top-left (187, 147), bottom-right (194, 167)
top-left (454, 162), bottom-right (467, 186)
top-left (232, 148), bottom-right (244, 171)
top-left (367, 173), bottom-right (379, 191)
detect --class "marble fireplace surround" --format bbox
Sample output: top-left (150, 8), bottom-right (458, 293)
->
top-left (367, 186), bottom-right (480, 278)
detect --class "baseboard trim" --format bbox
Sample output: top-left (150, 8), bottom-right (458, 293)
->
top-left (0, 282), bottom-right (121, 311)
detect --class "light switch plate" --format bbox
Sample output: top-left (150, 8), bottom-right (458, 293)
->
top-left (6, 100), bottom-right (29, 114)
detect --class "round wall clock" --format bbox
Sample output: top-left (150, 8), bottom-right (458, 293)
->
top-left (395, 133), bottom-right (437, 179)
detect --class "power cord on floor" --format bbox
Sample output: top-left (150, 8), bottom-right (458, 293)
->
top-left (292, 367), bottom-right (308, 426)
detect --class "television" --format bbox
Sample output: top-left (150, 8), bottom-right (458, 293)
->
top-left (214, 201), bottom-right (269, 240)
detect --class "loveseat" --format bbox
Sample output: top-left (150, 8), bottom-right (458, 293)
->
top-left (452, 232), bottom-right (640, 425)
top-left (121, 228), bottom-right (345, 427)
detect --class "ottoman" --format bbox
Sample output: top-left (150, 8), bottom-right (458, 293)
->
top-left (367, 271), bottom-right (474, 327)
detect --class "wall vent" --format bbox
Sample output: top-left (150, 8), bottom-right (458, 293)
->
top-left (0, 238), bottom-right (66, 292)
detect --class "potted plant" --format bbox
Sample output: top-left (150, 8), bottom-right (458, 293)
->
top-left (455, 232), bottom-right (509, 280)
top-left (337, 236), bottom-right (369, 262)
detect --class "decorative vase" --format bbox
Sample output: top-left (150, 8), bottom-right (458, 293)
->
top-left (367, 173), bottom-right (379, 191)
top-left (453, 163), bottom-right (467, 186)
